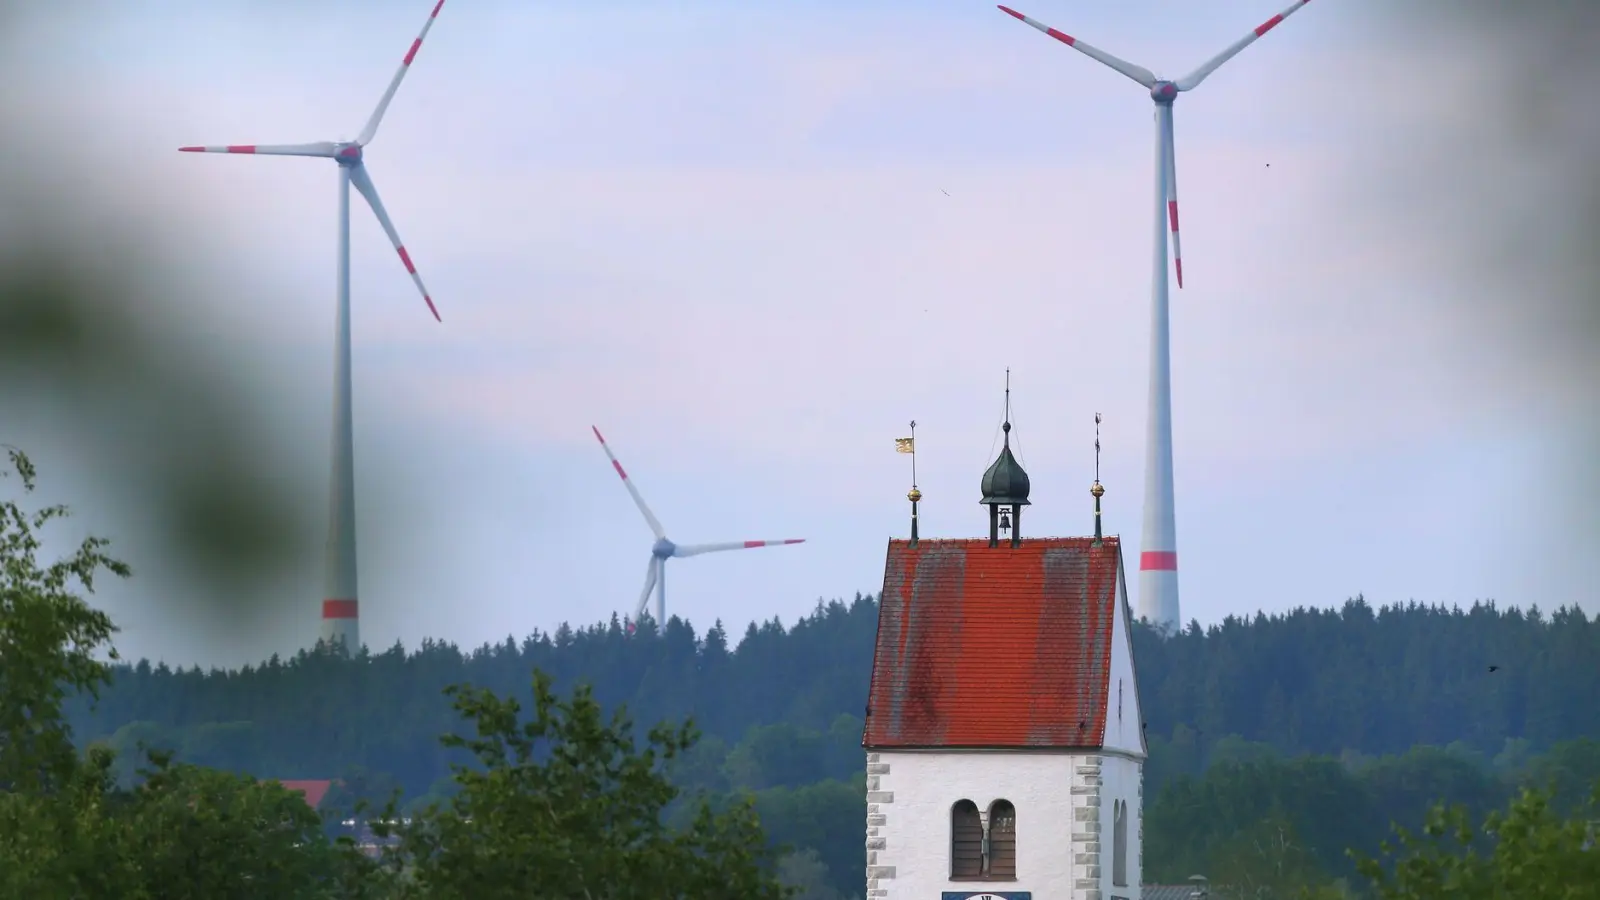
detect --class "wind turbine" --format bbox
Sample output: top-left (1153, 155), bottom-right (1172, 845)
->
top-left (996, 1), bottom-right (1315, 632)
top-left (179, 0), bottom-right (450, 653)
top-left (592, 427), bottom-right (806, 633)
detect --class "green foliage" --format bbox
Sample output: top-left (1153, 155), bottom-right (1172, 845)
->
top-left (9, 449), bottom-right (1600, 896)
top-left (1354, 784), bottom-right (1600, 899)
top-left (1, 453), bottom-right (791, 897)
top-left (1142, 741), bottom-right (1600, 895)
top-left (0, 446), bottom-right (129, 791)
top-left (377, 670), bottom-right (788, 900)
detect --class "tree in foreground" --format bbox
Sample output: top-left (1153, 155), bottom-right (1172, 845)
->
top-left (0, 449), bottom-right (377, 897)
top-left (0, 446), bottom-right (126, 793)
top-left (1355, 783), bottom-right (1600, 899)
top-left (2, 448), bottom-right (791, 898)
top-left (377, 669), bottom-right (790, 900)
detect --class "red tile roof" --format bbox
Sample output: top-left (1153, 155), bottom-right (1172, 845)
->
top-left (277, 779), bottom-right (334, 809)
top-left (863, 536), bottom-right (1122, 749)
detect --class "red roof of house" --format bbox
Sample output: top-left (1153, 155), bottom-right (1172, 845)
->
top-left (863, 536), bottom-right (1122, 749)
top-left (278, 779), bottom-right (334, 809)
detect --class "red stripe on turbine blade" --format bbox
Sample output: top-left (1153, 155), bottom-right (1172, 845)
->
top-left (432, 0), bottom-right (445, 16)
top-left (1167, 200), bottom-right (1180, 232)
top-left (403, 37), bottom-right (423, 65)
top-left (226, 145), bottom-right (257, 153)
top-left (612, 460), bottom-right (628, 480)
top-left (178, 146), bottom-right (204, 152)
top-left (1140, 551), bottom-right (1178, 571)
top-left (743, 541), bottom-right (767, 548)
top-left (1175, 258), bottom-right (1184, 288)
top-left (322, 599), bottom-right (358, 619)
top-left (424, 296), bottom-right (440, 321)
top-left (785, 539), bottom-right (805, 544)
top-left (1045, 27), bottom-right (1077, 45)
top-left (397, 246), bottom-right (417, 273)
top-left (997, 5), bottom-right (1024, 20)
top-left (1254, 14), bottom-right (1284, 36)
top-left (592, 426), bottom-right (606, 443)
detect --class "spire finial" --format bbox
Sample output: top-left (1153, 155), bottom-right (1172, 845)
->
top-left (909, 420), bottom-right (918, 490)
top-left (1091, 412), bottom-right (1105, 545)
top-left (1002, 368), bottom-right (1012, 440)
top-left (981, 371), bottom-right (1030, 548)
top-left (897, 421), bottom-right (921, 546)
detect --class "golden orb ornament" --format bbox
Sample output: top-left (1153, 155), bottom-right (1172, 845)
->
top-left (1090, 480), bottom-right (1104, 498)
top-left (907, 487), bottom-right (923, 503)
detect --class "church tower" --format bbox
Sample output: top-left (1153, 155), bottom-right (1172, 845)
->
top-left (862, 400), bottom-right (1148, 900)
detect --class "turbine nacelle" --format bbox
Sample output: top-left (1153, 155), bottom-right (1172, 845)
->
top-left (995, 0), bottom-right (1316, 632)
top-left (592, 425), bottom-right (806, 629)
top-left (175, 0), bottom-right (452, 653)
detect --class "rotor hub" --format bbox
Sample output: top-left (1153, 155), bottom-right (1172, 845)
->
top-left (334, 142), bottom-right (363, 166)
top-left (1150, 81), bottom-right (1178, 103)
top-left (651, 538), bottom-right (676, 559)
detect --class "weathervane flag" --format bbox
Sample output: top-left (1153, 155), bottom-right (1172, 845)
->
top-left (895, 437), bottom-right (915, 454)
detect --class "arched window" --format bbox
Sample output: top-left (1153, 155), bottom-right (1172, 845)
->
top-left (1112, 799), bottom-right (1128, 886)
top-left (950, 800), bottom-right (983, 878)
top-left (988, 799), bottom-right (1017, 879)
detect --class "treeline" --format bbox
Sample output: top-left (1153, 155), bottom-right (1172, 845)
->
top-left (1144, 736), bottom-right (1600, 892)
top-left (70, 595), bottom-right (1600, 793)
top-left (62, 595), bottom-right (1600, 897)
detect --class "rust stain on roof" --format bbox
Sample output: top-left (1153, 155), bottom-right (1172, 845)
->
top-left (863, 536), bottom-right (1122, 749)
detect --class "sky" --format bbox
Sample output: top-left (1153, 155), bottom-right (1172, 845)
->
top-left (2, 0), bottom-right (1595, 667)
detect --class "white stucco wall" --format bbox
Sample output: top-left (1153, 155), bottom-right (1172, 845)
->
top-left (1099, 753), bottom-right (1143, 900)
top-left (1102, 558), bottom-right (1146, 758)
top-left (866, 749), bottom-right (1143, 900)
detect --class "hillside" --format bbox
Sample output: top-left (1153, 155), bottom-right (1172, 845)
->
top-left (65, 594), bottom-right (1600, 897)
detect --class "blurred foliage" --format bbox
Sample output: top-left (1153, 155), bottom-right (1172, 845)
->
top-left (0, 0), bottom-right (320, 633)
top-left (1378, 0), bottom-right (1600, 506)
top-left (0, 206), bottom-right (309, 589)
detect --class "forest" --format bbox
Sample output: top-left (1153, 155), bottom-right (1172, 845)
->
top-left (64, 593), bottom-right (1600, 898)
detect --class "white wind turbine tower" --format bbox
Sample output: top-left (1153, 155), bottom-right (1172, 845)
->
top-left (179, 0), bottom-right (451, 653)
top-left (592, 427), bottom-right (806, 633)
top-left (997, 0), bottom-right (1316, 632)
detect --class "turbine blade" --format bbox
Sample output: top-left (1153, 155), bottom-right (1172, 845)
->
top-left (673, 539), bottom-right (806, 559)
top-left (1162, 109), bottom-right (1184, 289)
top-left (591, 426), bottom-right (668, 541)
top-left (996, 6), bottom-right (1156, 88)
top-left (346, 163), bottom-right (441, 321)
top-left (635, 557), bottom-right (659, 623)
top-left (178, 142), bottom-right (340, 157)
top-left (357, 0), bottom-right (448, 146)
top-left (1175, 0), bottom-right (1314, 92)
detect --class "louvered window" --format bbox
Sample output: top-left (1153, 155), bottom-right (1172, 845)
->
top-left (988, 799), bottom-right (1017, 879)
top-left (950, 800), bottom-right (983, 878)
